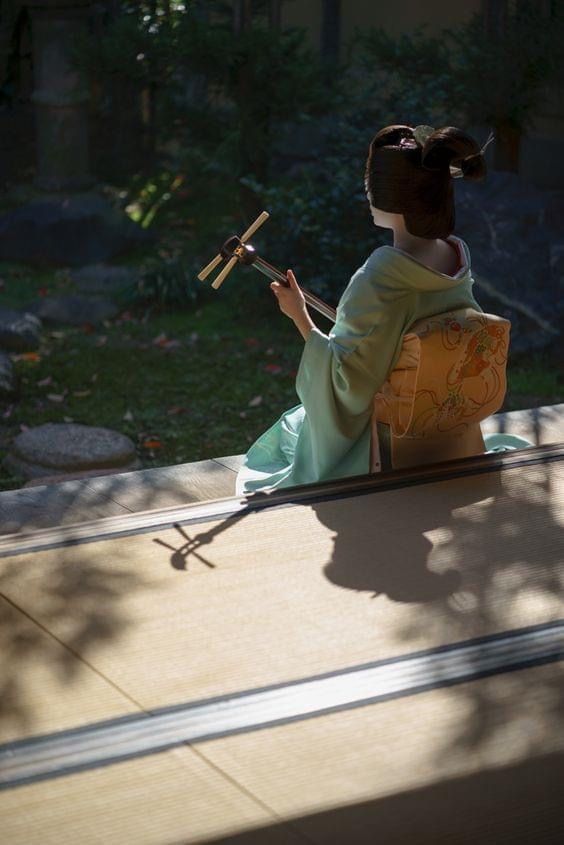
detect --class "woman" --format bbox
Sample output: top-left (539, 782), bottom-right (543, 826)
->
top-left (235, 124), bottom-right (527, 495)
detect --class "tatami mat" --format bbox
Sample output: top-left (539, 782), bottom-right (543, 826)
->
top-left (1, 462), bottom-right (562, 717)
top-left (0, 595), bottom-right (139, 744)
top-left (0, 745), bottom-right (303, 845)
top-left (1, 452), bottom-right (563, 844)
top-left (195, 661), bottom-right (564, 844)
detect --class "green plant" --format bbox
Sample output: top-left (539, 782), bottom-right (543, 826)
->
top-left (444, 2), bottom-right (564, 134)
top-left (242, 114), bottom-right (386, 304)
top-left (351, 23), bottom-right (460, 129)
top-left (126, 253), bottom-right (201, 310)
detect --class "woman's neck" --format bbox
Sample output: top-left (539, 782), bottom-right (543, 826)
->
top-left (392, 232), bottom-right (443, 254)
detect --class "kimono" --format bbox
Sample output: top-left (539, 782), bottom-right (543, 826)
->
top-left (235, 236), bottom-right (526, 495)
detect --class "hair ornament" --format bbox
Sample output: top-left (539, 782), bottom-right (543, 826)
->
top-left (413, 125), bottom-right (435, 147)
top-left (449, 128), bottom-right (496, 178)
top-left (412, 125), bottom-right (495, 178)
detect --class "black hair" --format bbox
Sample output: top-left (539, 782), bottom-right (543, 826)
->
top-left (364, 125), bottom-right (488, 239)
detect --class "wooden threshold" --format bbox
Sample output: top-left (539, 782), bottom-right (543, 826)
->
top-left (1, 442), bottom-right (562, 559)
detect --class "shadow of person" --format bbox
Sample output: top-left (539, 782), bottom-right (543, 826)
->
top-left (312, 470), bottom-right (505, 604)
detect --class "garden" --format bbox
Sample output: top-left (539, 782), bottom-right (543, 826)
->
top-left (1, 0), bottom-right (563, 491)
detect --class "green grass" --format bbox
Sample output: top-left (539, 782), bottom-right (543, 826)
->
top-left (1, 258), bottom-right (562, 492)
top-left (0, 258), bottom-right (336, 491)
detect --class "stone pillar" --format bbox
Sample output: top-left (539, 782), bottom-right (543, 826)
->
top-left (28, 0), bottom-right (94, 191)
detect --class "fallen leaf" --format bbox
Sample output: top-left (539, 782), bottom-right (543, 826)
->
top-left (3, 404), bottom-right (13, 419)
top-left (123, 409), bottom-right (134, 422)
top-left (82, 322), bottom-right (95, 334)
top-left (91, 373), bottom-right (98, 382)
top-left (264, 364), bottom-right (283, 375)
top-left (152, 332), bottom-right (168, 346)
top-left (18, 352), bottom-right (41, 363)
top-left (47, 393), bottom-right (65, 402)
top-left (72, 389), bottom-right (91, 398)
top-left (166, 406), bottom-right (188, 415)
top-left (265, 347), bottom-right (275, 356)
top-left (239, 411), bottom-right (247, 418)
top-left (49, 330), bottom-right (65, 339)
top-left (95, 335), bottom-right (108, 347)
top-left (248, 395), bottom-right (262, 407)
top-left (63, 416), bottom-right (74, 423)
top-left (20, 424), bottom-right (29, 432)
top-left (142, 438), bottom-right (163, 449)
top-left (37, 376), bottom-right (53, 387)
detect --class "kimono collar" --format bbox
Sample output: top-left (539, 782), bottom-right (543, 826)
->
top-left (376, 235), bottom-right (472, 291)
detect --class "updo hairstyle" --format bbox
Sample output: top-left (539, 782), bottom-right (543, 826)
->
top-left (364, 125), bottom-right (489, 239)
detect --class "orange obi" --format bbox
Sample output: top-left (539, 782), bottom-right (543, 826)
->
top-left (370, 309), bottom-right (511, 471)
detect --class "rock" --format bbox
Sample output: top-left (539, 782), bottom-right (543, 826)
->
top-left (453, 170), bottom-right (563, 354)
top-left (70, 263), bottom-right (138, 296)
top-left (0, 350), bottom-right (17, 396)
top-left (5, 422), bottom-right (139, 480)
top-left (0, 306), bottom-right (42, 352)
top-left (550, 245), bottom-right (564, 289)
top-left (545, 191), bottom-right (564, 232)
top-left (0, 193), bottom-right (153, 268)
top-left (27, 295), bottom-right (119, 325)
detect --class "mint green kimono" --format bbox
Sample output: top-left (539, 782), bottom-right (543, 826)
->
top-left (235, 236), bottom-right (496, 495)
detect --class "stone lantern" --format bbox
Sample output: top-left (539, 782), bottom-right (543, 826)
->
top-left (0, 0), bottom-right (150, 267)
top-left (28, 0), bottom-right (94, 191)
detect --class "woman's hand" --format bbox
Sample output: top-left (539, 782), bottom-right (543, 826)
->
top-left (270, 269), bottom-right (307, 322)
top-left (271, 270), bottom-right (316, 341)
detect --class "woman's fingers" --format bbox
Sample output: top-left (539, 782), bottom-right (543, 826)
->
top-left (287, 269), bottom-right (298, 287)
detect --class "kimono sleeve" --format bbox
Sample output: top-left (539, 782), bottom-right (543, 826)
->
top-left (292, 262), bottom-right (414, 482)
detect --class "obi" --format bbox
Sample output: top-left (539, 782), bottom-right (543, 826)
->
top-left (370, 309), bottom-right (511, 471)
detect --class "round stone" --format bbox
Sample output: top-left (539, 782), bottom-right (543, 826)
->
top-left (0, 306), bottom-right (41, 352)
top-left (9, 423), bottom-right (137, 472)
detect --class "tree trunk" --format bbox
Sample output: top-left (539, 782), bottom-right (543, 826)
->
top-left (482, 0), bottom-right (521, 172)
top-left (493, 120), bottom-right (521, 172)
top-left (143, 0), bottom-right (158, 169)
top-left (233, 0), bottom-right (265, 219)
top-left (481, 0), bottom-right (508, 39)
top-left (269, 0), bottom-right (281, 31)
top-left (321, 0), bottom-right (341, 64)
top-left (233, 0), bottom-right (252, 35)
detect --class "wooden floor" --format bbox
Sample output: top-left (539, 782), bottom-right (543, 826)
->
top-left (1, 403), bottom-right (563, 536)
top-left (1, 444), bottom-right (564, 843)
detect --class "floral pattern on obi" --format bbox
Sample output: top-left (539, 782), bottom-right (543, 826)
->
top-left (373, 309), bottom-right (511, 439)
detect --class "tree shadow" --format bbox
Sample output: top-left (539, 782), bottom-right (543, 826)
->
top-left (0, 544), bottom-right (147, 741)
top-left (312, 457), bottom-right (564, 764)
top-left (0, 459), bottom-right (240, 536)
